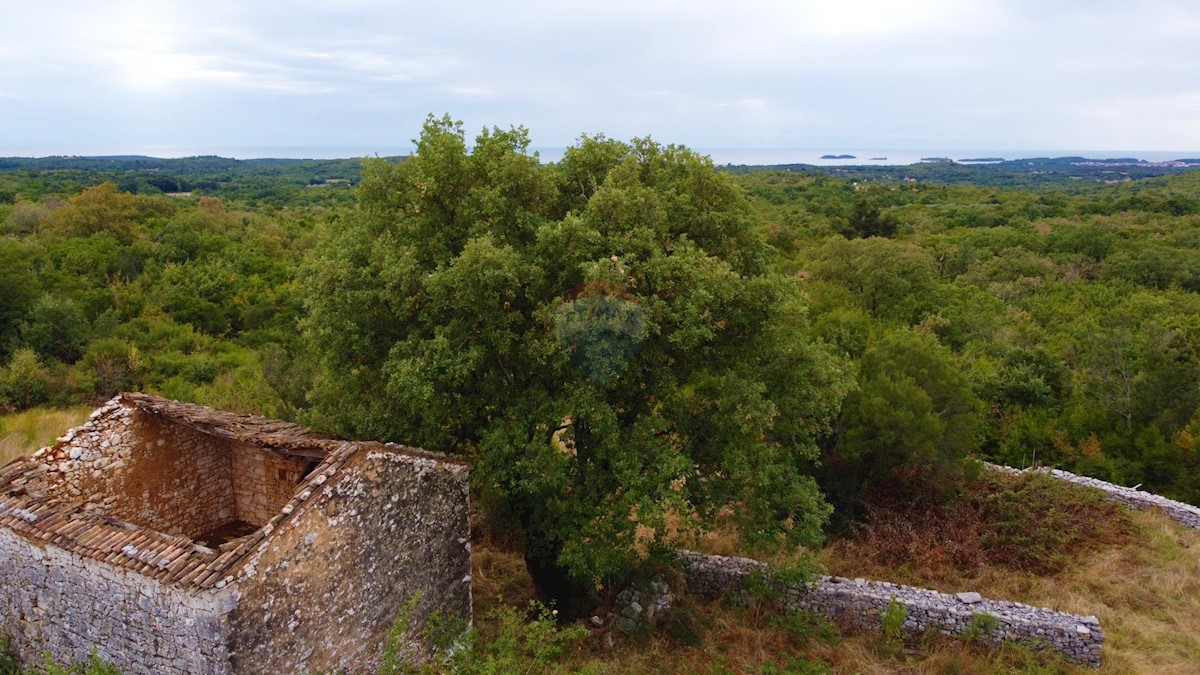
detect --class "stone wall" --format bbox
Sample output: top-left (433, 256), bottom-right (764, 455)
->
top-left (29, 398), bottom-right (319, 539)
top-left (987, 463), bottom-right (1200, 529)
top-left (0, 527), bottom-right (236, 674)
top-left (107, 413), bottom-right (237, 538)
top-left (228, 446), bottom-right (473, 674)
top-left (31, 402), bottom-right (237, 539)
top-left (230, 442), bottom-right (312, 526)
top-left (678, 551), bottom-right (1103, 668)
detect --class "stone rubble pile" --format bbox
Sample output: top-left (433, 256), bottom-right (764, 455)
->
top-left (605, 576), bottom-right (674, 634)
top-left (678, 551), bottom-right (1103, 668)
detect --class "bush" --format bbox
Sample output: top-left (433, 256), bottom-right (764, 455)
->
top-left (769, 609), bottom-right (839, 647)
top-left (383, 598), bottom-right (585, 675)
top-left (80, 339), bottom-right (144, 398)
top-left (0, 349), bottom-right (53, 411)
top-left (962, 612), bottom-right (1000, 642)
top-left (22, 296), bottom-right (89, 364)
top-left (0, 641), bottom-right (119, 675)
top-left (0, 636), bottom-right (17, 675)
top-left (880, 596), bottom-right (906, 648)
top-left (828, 468), bottom-right (1133, 579)
top-left (42, 651), bottom-right (121, 675)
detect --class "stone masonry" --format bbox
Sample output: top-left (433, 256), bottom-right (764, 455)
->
top-left (0, 527), bottom-right (236, 671)
top-left (678, 551), bottom-right (1104, 668)
top-left (0, 393), bottom-right (472, 674)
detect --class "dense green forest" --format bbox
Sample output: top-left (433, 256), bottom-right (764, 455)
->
top-left (722, 155), bottom-right (1200, 189)
top-left (0, 155), bottom-right (365, 207)
top-left (4, 132), bottom-right (1200, 581)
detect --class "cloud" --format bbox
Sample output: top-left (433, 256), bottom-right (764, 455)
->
top-left (1, 0), bottom-right (1199, 154)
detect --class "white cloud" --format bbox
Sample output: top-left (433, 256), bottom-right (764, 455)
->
top-left (1055, 92), bottom-right (1200, 150)
top-left (1, 0), bottom-right (1199, 153)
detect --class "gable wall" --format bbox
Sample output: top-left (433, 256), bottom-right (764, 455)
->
top-left (28, 401), bottom-right (237, 539)
top-left (106, 413), bottom-right (236, 538)
top-left (228, 448), bottom-right (472, 673)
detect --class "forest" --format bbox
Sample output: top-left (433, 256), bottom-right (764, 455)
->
top-left (3, 120), bottom-right (1200, 672)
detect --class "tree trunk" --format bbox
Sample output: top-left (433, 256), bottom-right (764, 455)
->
top-left (521, 522), bottom-right (595, 621)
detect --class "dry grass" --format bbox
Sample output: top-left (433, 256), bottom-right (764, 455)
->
top-left (467, 468), bottom-right (1200, 674)
top-left (0, 406), bottom-right (91, 466)
top-left (1042, 510), bottom-right (1200, 674)
top-left (822, 509), bottom-right (1200, 674)
top-left (469, 540), bottom-right (1093, 674)
top-left (811, 633), bottom-right (1080, 675)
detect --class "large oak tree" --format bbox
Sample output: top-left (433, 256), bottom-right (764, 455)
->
top-left (303, 116), bottom-right (848, 612)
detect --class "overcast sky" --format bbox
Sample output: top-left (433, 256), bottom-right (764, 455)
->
top-left (2, 1), bottom-right (1199, 157)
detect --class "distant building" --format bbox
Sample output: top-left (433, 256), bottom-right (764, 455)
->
top-left (0, 393), bottom-right (471, 674)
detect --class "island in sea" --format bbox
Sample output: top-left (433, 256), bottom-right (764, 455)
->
top-left (820, 154), bottom-right (856, 159)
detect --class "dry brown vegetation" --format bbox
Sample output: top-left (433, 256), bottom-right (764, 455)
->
top-left (814, 469), bottom-right (1200, 674)
top-left (824, 470), bottom-right (1136, 582)
top-left (817, 508), bottom-right (1200, 674)
top-left (470, 469), bottom-right (1199, 674)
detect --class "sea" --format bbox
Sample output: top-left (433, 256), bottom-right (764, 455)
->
top-left (7, 145), bottom-right (1199, 166)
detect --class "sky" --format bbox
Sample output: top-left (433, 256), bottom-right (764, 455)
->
top-left (2, 0), bottom-right (1199, 158)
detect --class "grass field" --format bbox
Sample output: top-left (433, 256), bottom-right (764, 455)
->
top-left (0, 406), bottom-right (91, 466)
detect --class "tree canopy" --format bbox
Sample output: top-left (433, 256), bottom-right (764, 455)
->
top-left (303, 116), bottom-right (850, 611)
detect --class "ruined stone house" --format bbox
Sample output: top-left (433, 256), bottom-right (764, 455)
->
top-left (0, 393), bottom-right (472, 673)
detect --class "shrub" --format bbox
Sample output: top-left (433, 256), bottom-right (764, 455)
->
top-left (663, 605), bottom-right (705, 647)
top-left (22, 296), bottom-right (89, 364)
top-left (769, 609), bottom-right (839, 647)
top-left (880, 596), bottom-right (906, 648)
top-left (42, 651), bottom-right (121, 675)
top-left (962, 612), bottom-right (1000, 642)
top-left (0, 349), bottom-right (53, 411)
top-left (0, 636), bottom-right (17, 675)
top-left (383, 597), bottom-right (585, 675)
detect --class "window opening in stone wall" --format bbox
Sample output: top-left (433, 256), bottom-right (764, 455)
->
top-left (301, 460), bottom-right (321, 482)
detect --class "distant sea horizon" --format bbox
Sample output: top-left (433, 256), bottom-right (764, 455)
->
top-left (3, 145), bottom-right (1199, 166)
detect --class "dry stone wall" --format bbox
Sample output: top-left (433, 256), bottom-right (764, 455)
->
top-left (678, 551), bottom-right (1103, 668)
top-left (987, 463), bottom-right (1200, 529)
top-left (29, 399), bottom-right (324, 541)
top-left (0, 527), bottom-right (236, 674)
top-left (107, 413), bottom-right (236, 538)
